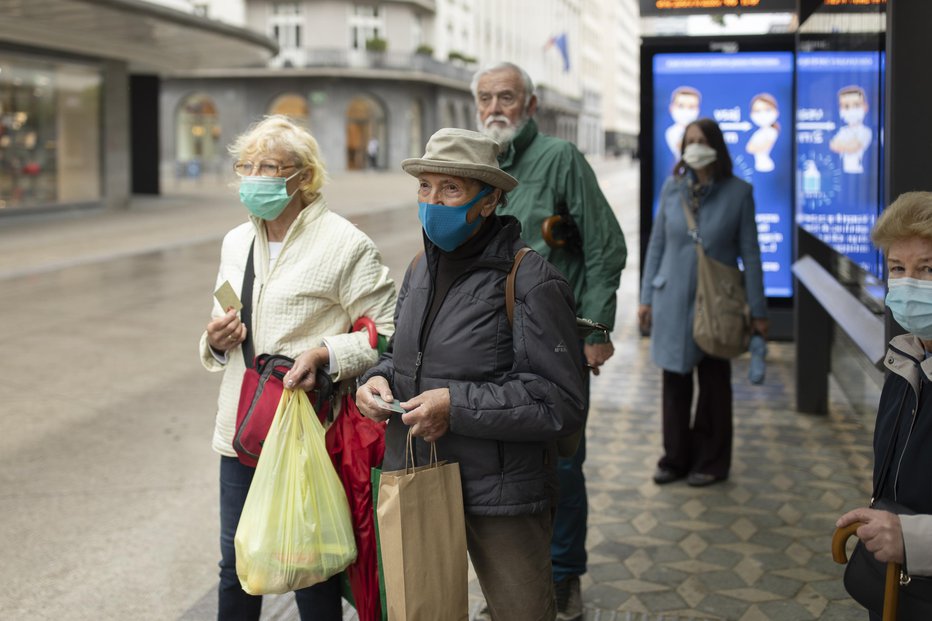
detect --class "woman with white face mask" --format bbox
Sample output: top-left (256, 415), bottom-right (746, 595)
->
top-left (836, 193), bottom-right (932, 621)
top-left (639, 118), bottom-right (769, 488)
top-left (199, 115), bottom-right (397, 620)
top-left (746, 93), bottom-right (780, 173)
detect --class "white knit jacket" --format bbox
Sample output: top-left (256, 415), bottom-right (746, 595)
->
top-left (199, 195), bottom-right (397, 457)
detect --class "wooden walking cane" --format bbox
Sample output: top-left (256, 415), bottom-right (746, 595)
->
top-left (833, 521), bottom-right (901, 621)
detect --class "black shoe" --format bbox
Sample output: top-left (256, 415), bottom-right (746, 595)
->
top-left (652, 467), bottom-right (685, 485)
top-left (554, 575), bottom-right (583, 621)
top-left (687, 472), bottom-right (726, 487)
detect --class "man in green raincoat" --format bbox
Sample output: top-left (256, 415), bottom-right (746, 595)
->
top-left (472, 61), bottom-right (627, 621)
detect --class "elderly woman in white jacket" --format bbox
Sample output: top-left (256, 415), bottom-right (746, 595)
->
top-left (199, 115), bottom-right (396, 621)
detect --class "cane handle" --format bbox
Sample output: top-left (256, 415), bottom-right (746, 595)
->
top-left (832, 521), bottom-right (863, 564)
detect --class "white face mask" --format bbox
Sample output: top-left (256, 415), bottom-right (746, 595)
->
top-left (751, 110), bottom-right (778, 128)
top-left (886, 277), bottom-right (932, 339)
top-left (682, 143), bottom-right (717, 170)
top-left (840, 107), bottom-right (866, 125)
top-left (671, 107), bottom-right (699, 126)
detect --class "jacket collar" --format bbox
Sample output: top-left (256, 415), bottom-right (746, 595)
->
top-left (885, 333), bottom-right (932, 396)
top-left (498, 118), bottom-right (538, 169)
top-left (248, 194), bottom-right (328, 278)
top-left (249, 194), bottom-right (327, 243)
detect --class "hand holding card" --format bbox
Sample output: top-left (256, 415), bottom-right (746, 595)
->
top-left (372, 394), bottom-right (406, 414)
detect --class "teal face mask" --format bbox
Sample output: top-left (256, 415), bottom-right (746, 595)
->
top-left (886, 277), bottom-right (932, 339)
top-left (239, 168), bottom-right (303, 220)
top-left (418, 185), bottom-right (492, 252)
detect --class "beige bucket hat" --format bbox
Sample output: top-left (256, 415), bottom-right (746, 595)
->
top-left (401, 128), bottom-right (518, 192)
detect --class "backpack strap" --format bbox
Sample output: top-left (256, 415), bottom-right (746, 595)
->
top-left (505, 247), bottom-right (533, 327)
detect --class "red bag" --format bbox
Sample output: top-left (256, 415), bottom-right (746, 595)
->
top-left (233, 354), bottom-right (333, 467)
top-left (326, 395), bottom-right (386, 621)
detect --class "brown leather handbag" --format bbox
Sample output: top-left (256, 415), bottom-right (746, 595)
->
top-left (681, 199), bottom-right (751, 359)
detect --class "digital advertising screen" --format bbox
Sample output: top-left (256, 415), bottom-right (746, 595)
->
top-left (796, 50), bottom-right (884, 278)
top-left (652, 51), bottom-right (795, 298)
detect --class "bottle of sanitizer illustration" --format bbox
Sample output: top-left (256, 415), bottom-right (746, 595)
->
top-left (803, 160), bottom-right (821, 197)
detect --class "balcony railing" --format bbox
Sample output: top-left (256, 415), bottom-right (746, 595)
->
top-left (288, 49), bottom-right (474, 84)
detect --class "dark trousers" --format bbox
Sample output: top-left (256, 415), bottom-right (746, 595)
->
top-left (551, 345), bottom-right (591, 581)
top-left (467, 512), bottom-right (556, 621)
top-left (218, 456), bottom-right (342, 621)
top-left (659, 356), bottom-right (733, 478)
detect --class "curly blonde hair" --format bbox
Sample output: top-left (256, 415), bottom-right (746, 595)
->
top-left (228, 115), bottom-right (329, 202)
top-left (872, 192), bottom-right (932, 253)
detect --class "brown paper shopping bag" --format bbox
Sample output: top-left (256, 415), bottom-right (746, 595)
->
top-left (376, 434), bottom-right (468, 621)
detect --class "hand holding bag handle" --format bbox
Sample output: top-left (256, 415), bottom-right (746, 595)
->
top-left (833, 521), bottom-right (900, 621)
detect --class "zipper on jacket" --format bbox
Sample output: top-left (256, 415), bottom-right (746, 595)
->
top-left (413, 257), bottom-right (489, 392)
top-left (892, 379), bottom-right (922, 499)
top-left (251, 283), bottom-right (265, 352)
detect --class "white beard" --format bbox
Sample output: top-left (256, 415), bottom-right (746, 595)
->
top-left (476, 112), bottom-right (528, 148)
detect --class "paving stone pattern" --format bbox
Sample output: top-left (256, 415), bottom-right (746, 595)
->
top-left (551, 321), bottom-right (876, 621)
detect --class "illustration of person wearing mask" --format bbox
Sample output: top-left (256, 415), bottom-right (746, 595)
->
top-left (829, 85), bottom-right (872, 174)
top-left (745, 93), bottom-right (780, 173)
top-left (665, 87), bottom-right (701, 158)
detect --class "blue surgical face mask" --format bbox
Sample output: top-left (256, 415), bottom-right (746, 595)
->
top-left (886, 277), bottom-right (932, 339)
top-left (239, 168), bottom-right (304, 220)
top-left (418, 185), bottom-right (493, 252)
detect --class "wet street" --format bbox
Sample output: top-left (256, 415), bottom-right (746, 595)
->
top-left (0, 161), bottom-right (876, 620)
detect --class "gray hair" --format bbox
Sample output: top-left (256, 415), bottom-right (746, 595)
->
top-left (470, 62), bottom-right (536, 106)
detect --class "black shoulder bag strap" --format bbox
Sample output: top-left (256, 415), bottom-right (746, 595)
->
top-left (240, 239), bottom-right (257, 369)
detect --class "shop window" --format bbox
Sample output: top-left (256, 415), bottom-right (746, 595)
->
top-left (408, 99), bottom-right (423, 158)
top-left (268, 94), bottom-right (309, 126)
top-left (346, 95), bottom-right (385, 170)
top-left (0, 54), bottom-right (101, 210)
top-left (175, 93), bottom-right (221, 179)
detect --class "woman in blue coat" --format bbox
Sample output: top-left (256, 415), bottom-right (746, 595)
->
top-left (638, 118), bottom-right (768, 487)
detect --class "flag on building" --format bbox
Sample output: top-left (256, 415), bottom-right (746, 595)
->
top-left (545, 33), bottom-right (570, 72)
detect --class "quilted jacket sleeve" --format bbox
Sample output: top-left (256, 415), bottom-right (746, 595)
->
top-left (447, 260), bottom-right (586, 442)
top-left (323, 236), bottom-right (397, 381)
top-left (360, 259), bottom-right (415, 389)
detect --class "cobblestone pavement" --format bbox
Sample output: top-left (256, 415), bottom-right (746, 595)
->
top-left (364, 161), bottom-right (873, 620)
top-left (458, 160), bottom-right (877, 620)
top-left (1, 160), bottom-right (878, 620)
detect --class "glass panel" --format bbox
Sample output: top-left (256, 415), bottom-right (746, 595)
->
top-left (796, 5), bottom-right (887, 280)
top-left (0, 53), bottom-right (101, 210)
top-left (269, 93), bottom-right (309, 126)
top-left (175, 93), bottom-right (222, 179)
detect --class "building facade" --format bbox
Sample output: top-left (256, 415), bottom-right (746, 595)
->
top-left (602, 0), bottom-right (640, 157)
top-left (162, 0), bottom-right (623, 178)
top-left (0, 0), bottom-right (274, 215)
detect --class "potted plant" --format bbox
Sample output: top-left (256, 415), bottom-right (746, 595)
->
top-left (366, 37), bottom-right (388, 53)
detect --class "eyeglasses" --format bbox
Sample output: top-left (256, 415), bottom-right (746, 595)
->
top-left (233, 160), bottom-right (298, 177)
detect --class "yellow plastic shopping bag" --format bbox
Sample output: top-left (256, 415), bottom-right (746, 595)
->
top-left (235, 389), bottom-right (357, 595)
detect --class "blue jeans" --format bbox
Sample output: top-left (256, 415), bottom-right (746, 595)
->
top-left (218, 456), bottom-right (342, 621)
top-left (551, 348), bottom-right (590, 582)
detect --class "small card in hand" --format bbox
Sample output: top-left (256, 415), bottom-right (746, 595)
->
top-left (372, 394), bottom-right (406, 414)
top-left (214, 281), bottom-right (243, 312)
